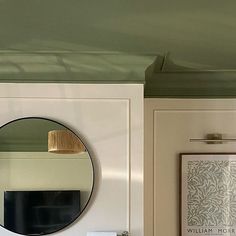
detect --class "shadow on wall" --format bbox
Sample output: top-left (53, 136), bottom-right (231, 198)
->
top-left (145, 54), bottom-right (195, 75)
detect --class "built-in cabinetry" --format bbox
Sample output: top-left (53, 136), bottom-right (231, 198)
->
top-left (145, 99), bottom-right (236, 236)
top-left (0, 83), bottom-right (143, 236)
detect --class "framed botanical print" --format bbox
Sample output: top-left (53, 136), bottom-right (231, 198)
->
top-left (180, 153), bottom-right (236, 236)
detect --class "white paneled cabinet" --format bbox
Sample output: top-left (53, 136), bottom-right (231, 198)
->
top-left (145, 99), bottom-right (236, 236)
top-left (0, 83), bottom-right (143, 236)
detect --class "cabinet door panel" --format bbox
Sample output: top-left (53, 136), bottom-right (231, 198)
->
top-left (0, 84), bottom-right (143, 236)
top-left (145, 99), bottom-right (236, 236)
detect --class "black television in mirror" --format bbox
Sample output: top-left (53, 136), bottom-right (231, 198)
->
top-left (4, 190), bottom-right (80, 235)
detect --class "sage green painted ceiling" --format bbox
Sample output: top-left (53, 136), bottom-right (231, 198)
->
top-left (0, 0), bottom-right (235, 71)
top-left (0, 118), bottom-right (67, 152)
top-left (0, 118), bottom-right (90, 154)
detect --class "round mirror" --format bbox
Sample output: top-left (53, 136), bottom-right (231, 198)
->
top-left (0, 118), bottom-right (94, 235)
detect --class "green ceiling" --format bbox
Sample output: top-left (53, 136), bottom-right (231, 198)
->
top-left (0, 118), bottom-right (66, 152)
top-left (0, 0), bottom-right (236, 96)
top-left (1, 0), bottom-right (235, 68)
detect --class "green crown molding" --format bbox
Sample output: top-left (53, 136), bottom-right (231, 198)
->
top-left (145, 55), bottom-right (236, 98)
top-left (144, 71), bottom-right (236, 98)
top-left (0, 51), bottom-right (154, 84)
top-left (0, 71), bottom-right (144, 84)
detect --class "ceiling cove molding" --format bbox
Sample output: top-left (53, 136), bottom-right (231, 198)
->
top-left (0, 72), bottom-right (144, 84)
top-left (144, 55), bottom-right (236, 98)
top-left (0, 51), bottom-right (155, 84)
top-left (145, 71), bottom-right (236, 98)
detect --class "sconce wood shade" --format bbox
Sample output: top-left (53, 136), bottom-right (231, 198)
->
top-left (48, 130), bottom-right (85, 154)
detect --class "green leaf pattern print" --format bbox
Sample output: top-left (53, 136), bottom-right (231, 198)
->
top-left (187, 160), bottom-right (236, 227)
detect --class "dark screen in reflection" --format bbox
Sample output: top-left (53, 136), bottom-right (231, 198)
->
top-left (4, 191), bottom-right (80, 235)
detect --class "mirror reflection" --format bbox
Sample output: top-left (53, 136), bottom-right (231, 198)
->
top-left (0, 118), bottom-right (94, 235)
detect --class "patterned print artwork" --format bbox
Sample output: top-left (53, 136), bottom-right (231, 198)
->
top-left (187, 160), bottom-right (236, 227)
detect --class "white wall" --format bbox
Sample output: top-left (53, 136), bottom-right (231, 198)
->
top-left (0, 83), bottom-right (143, 236)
